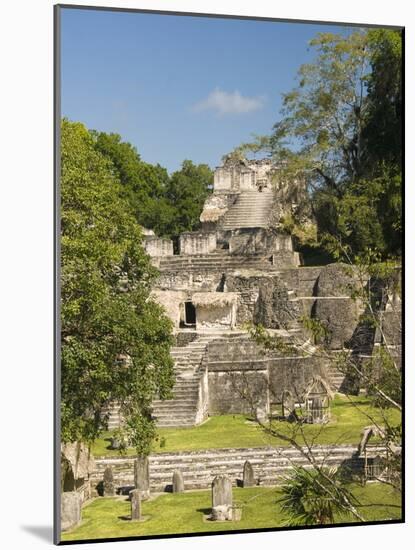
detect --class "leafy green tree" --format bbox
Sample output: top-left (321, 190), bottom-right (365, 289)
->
top-left (92, 133), bottom-right (213, 241)
top-left (363, 29), bottom-right (402, 172)
top-left (164, 159), bottom-right (213, 237)
top-left (91, 131), bottom-right (174, 236)
top-left (238, 30), bottom-right (402, 258)
top-left (361, 29), bottom-right (402, 254)
top-left (270, 31), bottom-right (371, 195)
top-left (60, 119), bottom-right (175, 453)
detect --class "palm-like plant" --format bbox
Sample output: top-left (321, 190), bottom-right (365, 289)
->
top-left (279, 466), bottom-right (360, 526)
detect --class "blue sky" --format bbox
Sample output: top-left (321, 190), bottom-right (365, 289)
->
top-left (61, 8), bottom-right (357, 173)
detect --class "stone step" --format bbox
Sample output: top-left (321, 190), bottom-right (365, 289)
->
top-left (152, 404), bottom-right (197, 412)
top-left (220, 192), bottom-right (274, 230)
top-left (91, 443), bottom-right (369, 491)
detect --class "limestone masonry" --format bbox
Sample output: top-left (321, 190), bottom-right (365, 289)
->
top-left (105, 156), bottom-right (401, 430)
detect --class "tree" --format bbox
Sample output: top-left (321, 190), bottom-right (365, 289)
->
top-left (92, 131), bottom-right (174, 236)
top-left (164, 160), bottom-right (213, 238)
top-left (270, 31), bottom-right (371, 195)
top-left (360, 29), bottom-right (403, 254)
top-left (363, 29), bottom-right (402, 172)
top-left (92, 133), bottom-right (213, 241)
top-left (60, 119), bottom-right (175, 454)
top-left (235, 29), bottom-right (402, 258)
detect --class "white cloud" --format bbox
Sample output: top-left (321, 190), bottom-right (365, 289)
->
top-left (192, 88), bottom-right (265, 115)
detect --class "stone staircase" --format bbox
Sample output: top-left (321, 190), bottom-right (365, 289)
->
top-left (104, 401), bottom-right (124, 430)
top-left (91, 443), bottom-right (372, 492)
top-left (220, 190), bottom-right (274, 230)
top-left (327, 365), bottom-right (348, 392)
top-left (158, 253), bottom-right (276, 273)
top-left (151, 335), bottom-right (217, 428)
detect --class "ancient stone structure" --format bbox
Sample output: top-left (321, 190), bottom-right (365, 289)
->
top-left (103, 465), bottom-right (115, 496)
top-left (211, 474), bottom-right (233, 521)
top-left (172, 470), bottom-right (185, 493)
top-left (130, 489), bottom-right (142, 521)
top-left (61, 442), bottom-right (94, 503)
top-left (103, 155), bottom-right (401, 432)
top-left (91, 443), bottom-right (380, 493)
top-left (134, 456), bottom-right (150, 500)
top-left (242, 460), bottom-right (255, 487)
top-left (61, 492), bottom-right (82, 532)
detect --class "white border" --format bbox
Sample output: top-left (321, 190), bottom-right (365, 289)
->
top-left (1, 1), bottom-right (413, 548)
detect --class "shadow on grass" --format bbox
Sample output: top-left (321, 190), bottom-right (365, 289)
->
top-left (196, 507), bottom-right (212, 515)
top-left (118, 515), bottom-right (152, 522)
top-left (333, 398), bottom-right (370, 408)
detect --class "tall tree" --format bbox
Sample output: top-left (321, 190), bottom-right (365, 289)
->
top-left (270, 31), bottom-right (371, 195)
top-left (165, 160), bottom-right (213, 237)
top-left (61, 120), bottom-right (174, 453)
top-left (92, 131), bottom-right (173, 236)
top-left (241, 29), bottom-right (403, 258)
top-left (92, 133), bottom-right (213, 241)
top-left (363, 29), bottom-right (402, 172)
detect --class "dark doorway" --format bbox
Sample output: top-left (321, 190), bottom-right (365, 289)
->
top-left (184, 302), bottom-right (196, 326)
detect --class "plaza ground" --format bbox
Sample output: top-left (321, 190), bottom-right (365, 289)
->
top-left (61, 482), bottom-right (402, 541)
top-left (92, 395), bottom-right (400, 456)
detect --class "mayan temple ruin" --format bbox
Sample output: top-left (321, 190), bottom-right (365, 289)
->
top-left (102, 155), bottom-right (401, 432)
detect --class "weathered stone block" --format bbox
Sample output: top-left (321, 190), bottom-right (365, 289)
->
top-left (212, 474), bottom-right (232, 507)
top-left (103, 465), bottom-right (115, 496)
top-left (179, 232), bottom-right (217, 255)
top-left (211, 504), bottom-right (233, 521)
top-left (134, 456), bottom-right (150, 500)
top-left (242, 460), bottom-right (255, 487)
top-left (172, 470), bottom-right (184, 493)
top-left (130, 489), bottom-right (141, 521)
top-left (61, 491), bottom-right (82, 532)
top-left (144, 237), bottom-right (173, 257)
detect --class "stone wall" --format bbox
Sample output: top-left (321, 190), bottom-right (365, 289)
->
top-left (151, 290), bottom-right (187, 328)
top-left (268, 356), bottom-right (327, 404)
top-left (205, 337), bottom-right (325, 414)
top-left (212, 157), bottom-right (275, 193)
top-left (200, 193), bottom-right (238, 229)
top-left (196, 303), bottom-right (235, 330)
top-left (313, 264), bottom-right (363, 350)
top-left (229, 229), bottom-right (293, 255)
top-left (179, 232), bottom-right (217, 255)
top-left (144, 237), bottom-right (173, 257)
top-left (208, 369), bottom-right (269, 414)
top-left (91, 444), bottom-right (366, 492)
top-left (225, 273), bottom-right (300, 327)
top-left (156, 270), bottom-right (224, 292)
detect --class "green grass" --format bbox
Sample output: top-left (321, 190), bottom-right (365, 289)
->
top-left (61, 483), bottom-right (402, 542)
top-left (92, 395), bottom-right (400, 456)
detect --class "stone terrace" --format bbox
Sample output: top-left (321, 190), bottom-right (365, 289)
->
top-left (90, 444), bottom-right (377, 493)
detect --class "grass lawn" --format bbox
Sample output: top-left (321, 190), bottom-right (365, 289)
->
top-left (92, 395), bottom-right (400, 456)
top-left (61, 483), bottom-right (402, 542)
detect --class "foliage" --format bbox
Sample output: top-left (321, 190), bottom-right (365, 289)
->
top-left (60, 119), bottom-right (175, 450)
top-left (279, 466), bottom-right (360, 525)
top-left (271, 31), bottom-right (372, 194)
top-left (91, 131), bottom-right (174, 237)
top-left (363, 29), bottom-right (402, 171)
top-left (235, 29), bottom-right (402, 259)
top-left (164, 159), bottom-right (213, 239)
top-left (280, 212), bottom-right (318, 248)
top-left (92, 131), bottom-right (213, 241)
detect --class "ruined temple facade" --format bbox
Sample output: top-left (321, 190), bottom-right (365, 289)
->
top-left (106, 156), bottom-right (401, 430)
